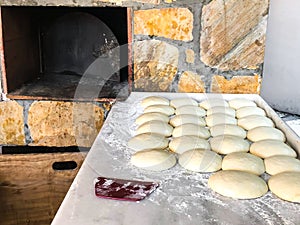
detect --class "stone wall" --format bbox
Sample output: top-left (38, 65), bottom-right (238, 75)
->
top-left (0, 100), bottom-right (108, 147)
top-left (0, 0), bottom-right (267, 93)
top-left (0, 0), bottom-right (269, 147)
top-left (132, 0), bottom-right (268, 93)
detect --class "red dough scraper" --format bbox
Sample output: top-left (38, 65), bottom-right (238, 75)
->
top-left (95, 176), bottom-right (159, 202)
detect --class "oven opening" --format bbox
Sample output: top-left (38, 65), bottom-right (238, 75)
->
top-left (0, 6), bottom-right (129, 101)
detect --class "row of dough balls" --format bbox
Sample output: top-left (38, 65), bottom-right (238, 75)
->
top-left (128, 96), bottom-right (300, 202)
top-left (131, 95), bottom-right (297, 161)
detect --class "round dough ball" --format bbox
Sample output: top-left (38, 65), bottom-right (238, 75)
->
top-left (199, 98), bottom-right (229, 110)
top-left (264, 155), bottom-right (300, 175)
top-left (178, 149), bottom-right (222, 172)
top-left (205, 113), bottom-right (237, 127)
top-left (247, 126), bottom-right (286, 142)
top-left (136, 121), bottom-right (173, 137)
top-left (210, 124), bottom-right (246, 138)
top-left (228, 98), bottom-right (257, 110)
top-left (170, 98), bottom-right (198, 108)
top-left (206, 106), bottom-right (235, 117)
top-left (172, 124), bottom-right (210, 139)
top-left (236, 106), bottom-right (266, 118)
top-left (175, 105), bottom-right (206, 117)
top-left (141, 96), bottom-right (169, 108)
top-left (131, 149), bottom-right (177, 171)
top-left (222, 152), bottom-right (265, 175)
top-left (144, 105), bottom-right (175, 116)
top-left (170, 114), bottom-right (206, 127)
top-left (250, 140), bottom-right (297, 158)
top-left (238, 115), bottom-right (274, 130)
top-left (210, 135), bottom-right (250, 154)
top-left (135, 112), bottom-right (169, 126)
top-left (169, 136), bottom-right (210, 154)
top-left (208, 170), bottom-right (268, 199)
top-left (268, 171), bottom-right (300, 203)
top-left (128, 133), bottom-right (169, 151)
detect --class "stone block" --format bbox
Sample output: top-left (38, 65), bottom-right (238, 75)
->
top-left (28, 101), bottom-right (104, 147)
top-left (0, 101), bottom-right (25, 145)
top-left (135, 0), bottom-right (160, 3)
top-left (185, 49), bottom-right (195, 64)
top-left (134, 40), bottom-right (179, 91)
top-left (92, 0), bottom-right (160, 5)
top-left (200, 0), bottom-right (269, 71)
top-left (92, 0), bottom-right (123, 5)
top-left (134, 8), bottom-right (193, 41)
top-left (211, 75), bottom-right (261, 94)
top-left (178, 71), bottom-right (205, 93)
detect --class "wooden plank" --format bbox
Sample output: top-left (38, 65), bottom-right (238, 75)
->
top-left (0, 152), bottom-right (87, 225)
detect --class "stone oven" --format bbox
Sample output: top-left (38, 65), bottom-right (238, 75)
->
top-left (0, 6), bottom-right (130, 101)
top-left (0, 0), bottom-right (269, 148)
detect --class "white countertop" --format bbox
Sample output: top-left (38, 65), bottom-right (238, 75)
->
top-left (277, 111), bottom-right (300, 136)
top-left (52, 93), bottom-right (300, 225)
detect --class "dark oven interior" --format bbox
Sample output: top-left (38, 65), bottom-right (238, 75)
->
top-left (1, 6), bottom-right (129, 101)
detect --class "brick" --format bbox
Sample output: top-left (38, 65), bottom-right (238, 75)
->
top-left (0, 101), bottom-right (25, 145)
top-left (28, 101), bottom-right (104, 147)
top-left (200, 0), bottom-right (269, 71)
top-left (211, 75), bottom-right (261, 94)
top-left (178, 71), bottom-right (205, 93)
top-left (134, 8), bottom-right (193, 41)
top-left (134, 40), bottom-right (179, 91)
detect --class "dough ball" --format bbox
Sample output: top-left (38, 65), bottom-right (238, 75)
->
top-left (205, 113), bottom-right (237, 127)
top-left (169, 135), bottom-right (210, 154)
top-left (199, 98), bottom-right (229, 109)
top-left (247, 126), bottom-right (286, 142)
top-left (170, 98), bottom-right (198, 108)
top-left (264, 155), bottom-right (300, 175)
top-left (144, 105), bottom-right (175, 116)
top-left (178, 149), bottom-right (222, 172)
top-left (210, 124), bottom-right (246, 138)
top-left (268, 171), bottom-right (300, 203)
top-left (206, 106), bottom-right (236, 117)
top-left (141, 96), bottom-right (169, 108)
top-left (208, 170), bottom-right (268, 199)
top-left (175, 105), bottom-right (206, 117)
top-left (238, 115), bottom-right (274, 130)
top-left (250, 140), bottom-right (297, 158)
top-left (135, 112), bottom-right (169, 126)
top-left (172, 124), bottom-right (210, 139)
top-left (128, 133), bottom-right (169, 151)
top-left (222, 152), bottom-right (265, 175)
top-left (131, 149), bottom-right (177, 171)
top-left (136, 121), bottom-right (173, 137)
top-left (170, 114), bottom-right (206, 127)
top-left (228, 98), bottom-right (257, 110)
top-left (210, 135), bottom-right (250, 154)
top-left (236, 106), bottom-right (266, 118)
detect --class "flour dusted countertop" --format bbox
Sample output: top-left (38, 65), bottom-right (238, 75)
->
top-left (52, 92), bottom-right (300, 225)
top-left (278, 111), bottom-right (300, 137)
